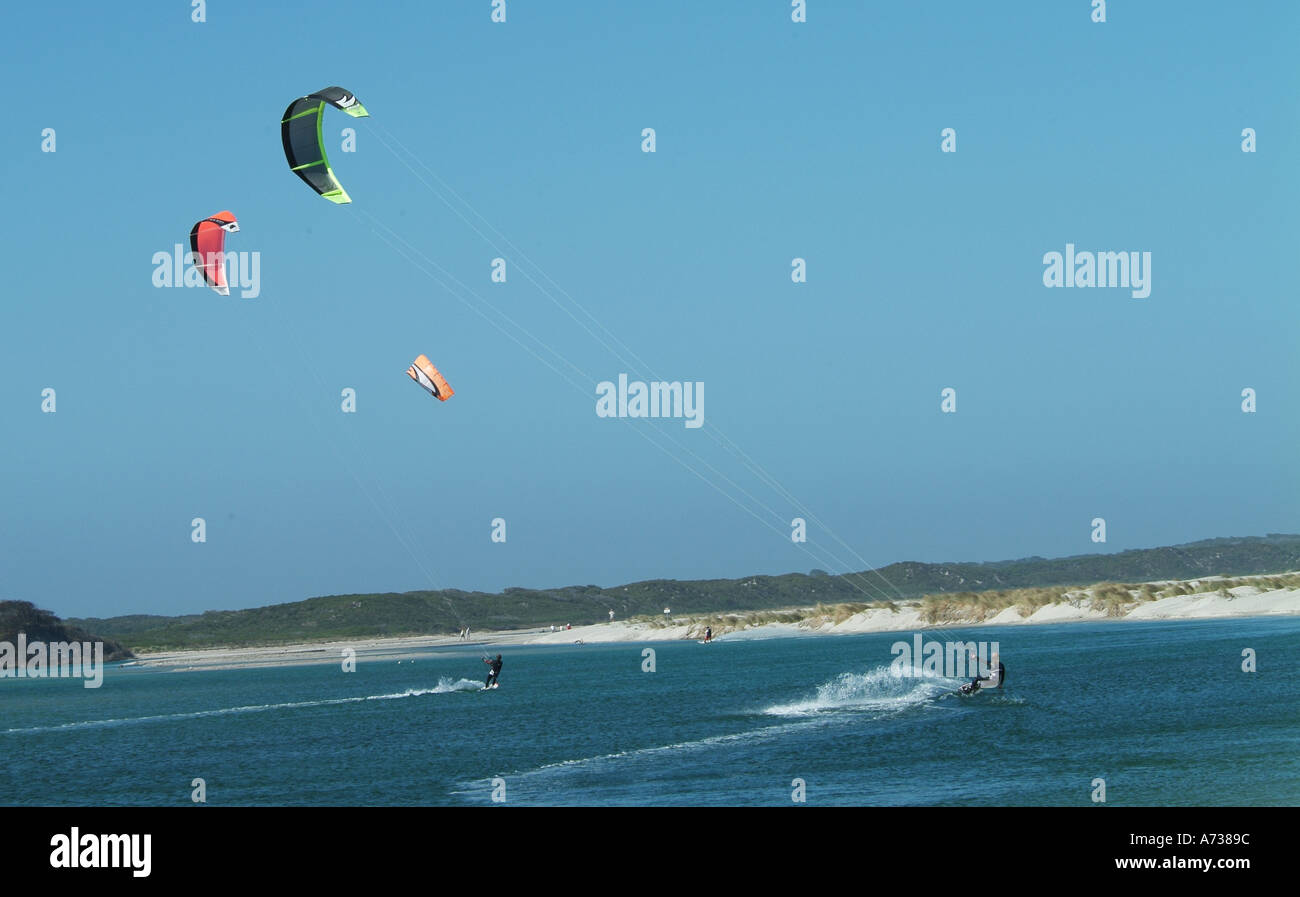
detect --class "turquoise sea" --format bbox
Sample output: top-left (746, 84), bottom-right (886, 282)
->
top-left (3, 617), bottom-right (1298, 806)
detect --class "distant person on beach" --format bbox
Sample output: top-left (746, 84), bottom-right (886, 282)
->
top-left (483, 654), bottom-right (503, 688)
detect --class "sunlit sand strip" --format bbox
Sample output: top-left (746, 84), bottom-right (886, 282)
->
top-left (128, 575), bottom-right (1300, 672)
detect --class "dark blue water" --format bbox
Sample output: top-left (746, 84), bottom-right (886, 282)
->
top-left (3, 617), bottom-right (1297, 806)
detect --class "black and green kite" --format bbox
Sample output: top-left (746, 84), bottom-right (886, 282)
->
top-left (280, 86), bottom-right (369, 204)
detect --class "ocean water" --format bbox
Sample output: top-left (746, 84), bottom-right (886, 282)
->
top-left (3, 617), bottom-right (1298, 806)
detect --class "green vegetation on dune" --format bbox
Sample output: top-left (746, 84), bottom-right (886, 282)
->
top-left (66, 613), bottom-right (202, 639)
top-left (917, 571), bottom-right (1300, 624)
top-left (53, 534), bottom-right (1300, 652)
top-left (0, 601), bottom-right (134, 661)
top-left (662, 570), bottom-right (1300, 637)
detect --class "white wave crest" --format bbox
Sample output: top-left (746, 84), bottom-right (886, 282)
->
top-left (764, 665), bottom-right (949, 716)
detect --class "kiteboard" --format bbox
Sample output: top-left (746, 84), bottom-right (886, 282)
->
top-left (480, 682), bottom-right (499, 691)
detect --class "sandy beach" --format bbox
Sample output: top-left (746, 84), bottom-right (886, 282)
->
top-left (127, 573), bottom-right (1300, 672)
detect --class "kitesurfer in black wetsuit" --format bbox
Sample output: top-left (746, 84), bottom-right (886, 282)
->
top-left (963, 660), bottom-right (1005, 694)
top-left (484, 654), bottom-right (503, 688)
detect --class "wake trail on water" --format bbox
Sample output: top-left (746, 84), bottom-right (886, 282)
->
top-left (763, 665), bottom-right (954, 717)
top-left (451, 717), bottom-right (830, 797)
top-left (1, 677), bottom-right (482, 735)
top-left (452, 667), bottom-right (953, 798)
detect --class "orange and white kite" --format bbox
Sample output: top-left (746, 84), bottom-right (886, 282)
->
top-left (407, 354), bottom-right (454, 401)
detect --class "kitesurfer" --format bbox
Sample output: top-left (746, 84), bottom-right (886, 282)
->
top-left (704, 626), bottom-right (713, 642)
top-left (962, 659), bottom-right (1004, 694)
top-left (483, 654), bottom-right (503, 688)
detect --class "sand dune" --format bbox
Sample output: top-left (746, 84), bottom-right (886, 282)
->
top-left (128, 574), bottom-right (1300, 672)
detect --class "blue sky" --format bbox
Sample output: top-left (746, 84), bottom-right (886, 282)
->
top-left (2, 2), bottom-right (1296, 618)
